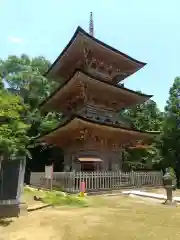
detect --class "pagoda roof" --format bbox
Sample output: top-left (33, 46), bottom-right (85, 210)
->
top-left (37, 115), bottom-right (158, 145)
top-left (40, 69), bottom-right (152, 111)
top-left (44, 26), bottom-right (146, 80)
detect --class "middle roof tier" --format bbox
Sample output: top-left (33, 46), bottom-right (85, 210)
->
top-left (40, 70), bottom-right (152, 113)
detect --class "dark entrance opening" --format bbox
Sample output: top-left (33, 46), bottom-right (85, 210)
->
top-left (81, 162), bottom-right (96, 171)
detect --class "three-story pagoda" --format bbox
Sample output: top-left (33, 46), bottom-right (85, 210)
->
top-left (38, 13), bottom-right (155, 172)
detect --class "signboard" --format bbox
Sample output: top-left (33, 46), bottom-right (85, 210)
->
top-left (45, 165), bottom-right (53, 179)
top-left (0, 157), bottom-right (26, 218)
top-left (0, 159), bottom-right (20, 200)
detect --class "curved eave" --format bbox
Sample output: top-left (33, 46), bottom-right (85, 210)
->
top-left (128, 144), bottom-right (150, 149)
top-left (40, 69), bottom-right (152, 110)
top-left (37, 115), bottom-right (158, 142)
top-left (44, 26), bottom-right (146, 78)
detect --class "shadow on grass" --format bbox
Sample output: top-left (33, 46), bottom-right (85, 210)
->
top-left (0, 219), bottom-right (13, 227)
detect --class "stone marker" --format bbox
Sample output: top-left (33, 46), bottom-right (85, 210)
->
top-left (163, 168), bottom-right (176, 206)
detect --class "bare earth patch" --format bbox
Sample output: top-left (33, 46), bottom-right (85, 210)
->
top-left (1, 195), bottom-right (180, 240)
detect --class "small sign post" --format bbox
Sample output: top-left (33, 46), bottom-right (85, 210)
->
top-left (45, 165), bottom-right (53, 191)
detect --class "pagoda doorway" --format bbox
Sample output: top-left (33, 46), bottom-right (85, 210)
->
top-left (81, 162), bottom-right (95, 171)
top-left (78, 158), bottom-right (102, 172)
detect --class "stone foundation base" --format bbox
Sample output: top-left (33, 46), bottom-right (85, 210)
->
top-left (0, 204), bottom-right (20, 218)
top-left (19, 202), bottom-right (28, 216)
top-left (0, 202), bottom-right (28, 218)
top-left (163, 200), bottom-right (177, 206)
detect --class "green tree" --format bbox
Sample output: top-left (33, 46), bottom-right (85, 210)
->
top-left (122, 99), bottom-right (163, 170)
top-left (122, 99), bottom-right (164, 131)
top-left (39, 112), bottom-right (61, 133)
top-left (0, 89), bottom-right (30, 157)
top-left (0, 54), bottom-right (63, 163)
top-left (0, 54), bottom-right (60, 137)
top-left (161, 77), bottom-right (180, 186)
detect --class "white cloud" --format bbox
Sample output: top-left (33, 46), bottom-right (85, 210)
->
top-left (8, 36), bottom-right (24, 44)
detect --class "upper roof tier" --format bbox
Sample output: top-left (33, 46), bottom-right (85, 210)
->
top-left (44, 26), bottom-right (146, 84)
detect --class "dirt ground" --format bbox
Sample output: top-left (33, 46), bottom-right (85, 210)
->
top-left (150, 188), bottom-right (180, 196)
top-left (1, 194), bottom-right (180, 240)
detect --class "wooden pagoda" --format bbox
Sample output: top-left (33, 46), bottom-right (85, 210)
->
top-left (38, 13), bottom-right (155, 172)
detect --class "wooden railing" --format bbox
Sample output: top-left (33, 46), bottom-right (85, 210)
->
top-left (30, 171), bottom-right (163, 193)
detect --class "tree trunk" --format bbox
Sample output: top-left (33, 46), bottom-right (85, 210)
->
top-left (175, 168), bottom-right (180, 188)
top-left (175, 154), bottom-right (180, 188)
top-left (0, 155), bottom-right (4, 170)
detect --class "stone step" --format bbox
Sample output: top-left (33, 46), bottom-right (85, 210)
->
top-left (122, 190), bottom-right (180, 202)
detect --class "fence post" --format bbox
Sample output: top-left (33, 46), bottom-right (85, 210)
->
top-left (130, 171), bottom-right (135, 187)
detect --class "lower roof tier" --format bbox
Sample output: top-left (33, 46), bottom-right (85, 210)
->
top-left (37, 116), bottom-right (158, 150)
top-left (40, 70), bottom-right (152, 112)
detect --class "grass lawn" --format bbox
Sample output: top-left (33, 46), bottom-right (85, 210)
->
top-left (22, 186), bottom-right (88, 207)
top-left (0, 193), bottom-right (180, 239)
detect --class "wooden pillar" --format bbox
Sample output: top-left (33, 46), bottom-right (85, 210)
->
top-left (70, 153), bottom-right (81, 172)
top-left (64, 153), bottom-right (71, 171)
top-left (119, 150), bottom-right (123, 170)
top-left (101, 152), bottom-right (108, 171)
top-left (111, 151), bottom-right (121, 171)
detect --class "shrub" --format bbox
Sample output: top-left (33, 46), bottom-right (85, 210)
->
top-left (42, 191), bottom-right (88, 207)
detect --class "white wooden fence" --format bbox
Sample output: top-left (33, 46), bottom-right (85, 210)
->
top-left (30, 171), bottom-right (163, 192)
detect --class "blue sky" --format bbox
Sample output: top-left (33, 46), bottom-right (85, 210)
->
top-left (0, 0), bottom-right (180, 111)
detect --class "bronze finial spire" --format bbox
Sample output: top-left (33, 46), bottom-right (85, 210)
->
top-left (89, 12), bottom-right (94, 36)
